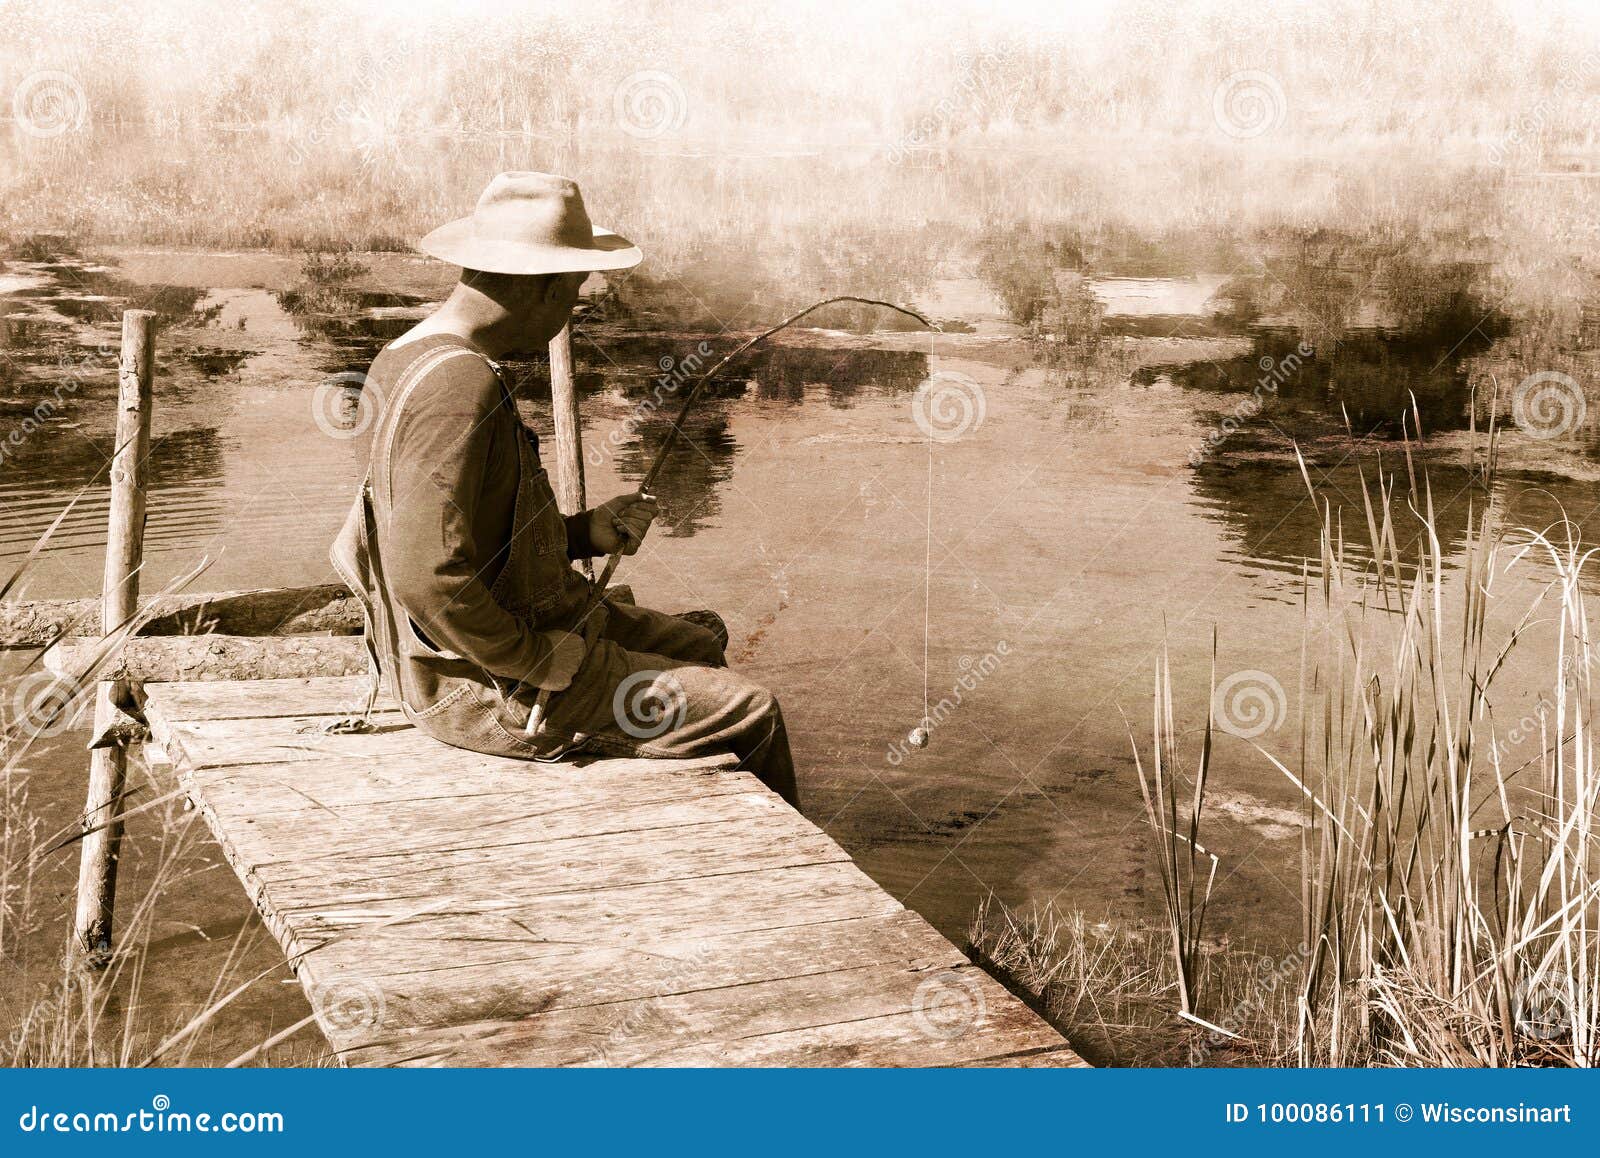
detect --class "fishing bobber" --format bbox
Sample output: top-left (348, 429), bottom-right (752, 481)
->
top-left (907, 727), bottom-right (930, 750)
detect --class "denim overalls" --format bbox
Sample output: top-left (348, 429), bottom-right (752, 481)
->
top-left (330, 339), bottom-right (618, 759)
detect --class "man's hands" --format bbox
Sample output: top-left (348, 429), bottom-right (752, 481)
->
top-left (587, 490), bottom-right (658, 556)
top-left (539, 632), bottom-right (587, 692)
top-left (536, 606), bottom-right (608, 692)
top-left (532, 492), bottom-right (654, 695)
top-left (532, 493), bottom-right (655, 696)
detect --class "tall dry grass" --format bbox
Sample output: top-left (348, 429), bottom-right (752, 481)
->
top-left (1229, 453), bottom-right (1595, 1064)
top-left (1128, 642), bottom-right (1217, 1018)
top-left (2, 0), bottom-right (1595, 148)
top-left (1270, 455), bottom-right (1599, 1065)
top-left (0, 751), bottom-right (327, 1067)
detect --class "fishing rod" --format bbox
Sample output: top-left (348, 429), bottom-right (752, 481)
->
top-left (524, 294), bottom-right (940, 736)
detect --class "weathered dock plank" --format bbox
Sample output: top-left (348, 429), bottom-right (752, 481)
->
top-left (143, 676), bottom-right (1087, 1068)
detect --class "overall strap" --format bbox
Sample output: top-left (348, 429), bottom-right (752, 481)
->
top-left (323, 487), bottom-right (387, 734)
top-left (324, 338), bottom-right (497, 734)
top-left (374, 338), bottom-right (497, 510)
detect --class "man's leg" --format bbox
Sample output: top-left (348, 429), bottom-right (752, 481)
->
top-left (599, 599), bottom-right (727, 666)
top-left (582, 643), bottom-right (799, 809)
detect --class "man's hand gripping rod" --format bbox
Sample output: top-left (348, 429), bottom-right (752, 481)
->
top-left (523, 295), bottom-right (939, 735)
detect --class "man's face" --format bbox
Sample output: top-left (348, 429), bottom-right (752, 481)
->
top-left (513, 272), bottom-right (587, 350)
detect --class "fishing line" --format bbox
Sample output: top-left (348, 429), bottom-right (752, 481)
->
top-left (906, 420), bottom-right (932, 752)
top-left (924, 426), bottom-right (931, 722)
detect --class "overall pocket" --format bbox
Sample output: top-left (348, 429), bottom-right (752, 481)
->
top-left (496, 460), bottom-right (579, 623)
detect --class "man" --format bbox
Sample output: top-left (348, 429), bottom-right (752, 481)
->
top-left (331, 172), bottom-right (798, 807)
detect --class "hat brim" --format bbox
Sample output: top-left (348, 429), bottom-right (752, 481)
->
top-left (418, 219), bottom-right (643, 275)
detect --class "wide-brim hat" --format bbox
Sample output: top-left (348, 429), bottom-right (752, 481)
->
top-left (419, 171), bottom-right (642, 275)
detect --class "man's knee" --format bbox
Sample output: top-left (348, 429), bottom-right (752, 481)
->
top-left (688, 632), bottom-right (727, 668)
top-left (742, 684), bottom-right (784, 733)
top-left (673, 610), bottom-right (728, 666)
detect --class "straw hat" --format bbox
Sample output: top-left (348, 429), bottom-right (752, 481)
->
top-left (419, 171), bottom-right (642, 275)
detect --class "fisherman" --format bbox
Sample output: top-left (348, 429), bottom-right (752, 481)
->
top-left (331, 172), bottom-right (798, 807)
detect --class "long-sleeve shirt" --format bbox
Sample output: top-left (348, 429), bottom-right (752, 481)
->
top-left (370, 334), bottom-right (594, 683)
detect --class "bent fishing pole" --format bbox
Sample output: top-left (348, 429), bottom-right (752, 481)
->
top-left (523, 294), bottom-right (939, 735)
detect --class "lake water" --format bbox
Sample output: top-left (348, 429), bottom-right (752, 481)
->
top-left (2, 145), bottom-right (1598, 1060)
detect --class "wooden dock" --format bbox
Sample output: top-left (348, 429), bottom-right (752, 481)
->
top-left (143, 675), bottom-right (1087, 1067)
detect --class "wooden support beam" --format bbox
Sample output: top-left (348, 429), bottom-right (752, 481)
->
top-left (548, 322), bottom-right (585, 517)
top-left (547, 322), bottom-right (590, 580)
top-left (46, 634), bottom-right (367, 683)
top-left (73, 309), bottom-right (154, 962)
top-left (0, 584), bottom-right (361, 648)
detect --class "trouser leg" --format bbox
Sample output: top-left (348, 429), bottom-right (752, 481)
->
top-left (581, 643), bottom-right (800, 809)
top-left (600, 599), bottom-right (727, 666)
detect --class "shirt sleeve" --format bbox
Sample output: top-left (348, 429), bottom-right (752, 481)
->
top-left (564, 511), bottom-right (596, 560)
top-left (381, 353), bottom-right (570, 686)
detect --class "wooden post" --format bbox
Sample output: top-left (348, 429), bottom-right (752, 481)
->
top-left (548, 322), bottom-right (585, 514)
top-left (548, 322), bottom-right (589, 576)
top-left (72, 309), bottom-right (155, 963)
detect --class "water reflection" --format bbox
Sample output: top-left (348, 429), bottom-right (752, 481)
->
top-left (1187, 460), bottom-right (1482, 580)
top-left (0, 427), bottom-right (227, 560)
top-left (505, 342), bottom-right (932, 535)
top-left (5, 245), bottom-right (213, 331)
top-left (1146, 322), bottom-right (1498, 436)
top-left (974, 227), bottom-right (1517, 437)
top-left (610, 410), bottom-right (740, 537)
top-left (274, 284), bottom-right (427, 357)
top-left (1190, 457), bottom-right (1600, 584)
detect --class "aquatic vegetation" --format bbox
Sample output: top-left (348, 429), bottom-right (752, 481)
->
top-left (1275, 462), bottom-right (1600, 1066)
top-left (297, 248), bottom-right (370, 285)
top-left (984, 458), bottom-right (1600, 1067)
top-left (1127, 641), bottom-right (1216, 1019)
